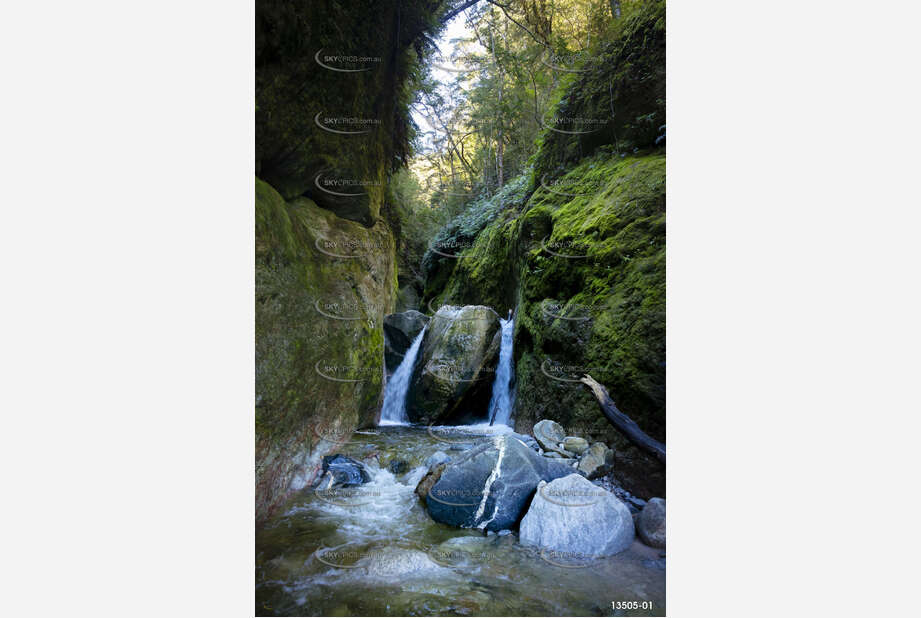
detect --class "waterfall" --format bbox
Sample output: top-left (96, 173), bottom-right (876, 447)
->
top-left (487, 312), bottom-right (515, 426)
top-left (379, 325), bottom-right (426, 425)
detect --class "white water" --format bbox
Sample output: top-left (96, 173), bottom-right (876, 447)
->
top-left (379, 325), bottom-right (427, 425)
top-left (486, 314), bottom-right (515, 426)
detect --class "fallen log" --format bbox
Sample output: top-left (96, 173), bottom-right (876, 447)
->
top-left (579, 374), bottom-right (666, 465)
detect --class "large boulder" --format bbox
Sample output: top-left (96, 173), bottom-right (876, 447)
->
top-left (637, 497), bottom-right (666, 549)
top-left (383, 310), bottom-right (429, 375)
top-left (406, 305), bottom-right (502, 424)
top-left (520, 474), bottom-right (635, 557)
top-left (423, 435), bottom-right (573, 532)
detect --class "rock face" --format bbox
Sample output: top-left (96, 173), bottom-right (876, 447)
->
top-left (637, 497), bottom-right (666, 549)
top-left (406, 305), bottom-right (502, 424)
top-left (256, 1), bottom-right (441, 224)
top-left (520, 474), bottom-right (635, 557)
top-left (255, 177), bottom-right (397, 524)
top-left (424, 435), bottom-right (573, 532)
top-left (383, 310), bottom-right (429, 375)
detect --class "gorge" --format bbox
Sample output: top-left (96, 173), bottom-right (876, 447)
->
top-left (256, 0), bottom-right (666, 615)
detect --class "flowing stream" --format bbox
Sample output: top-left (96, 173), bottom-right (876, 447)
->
top-left (379, 326), bottom-right (427, 425)
top-left (255, 425), bottom-right (665, 616)
top-left (487, 314), bottom-right (515, 427)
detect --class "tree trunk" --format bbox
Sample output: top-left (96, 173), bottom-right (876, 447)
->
top-left (579, 374), bottom-right (665, 464)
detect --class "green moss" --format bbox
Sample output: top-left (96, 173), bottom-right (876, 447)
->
top-left (255, 176), bottom-right (397, 523)
top-left (534, 0), bottom-right (665, 180)
top-left (427, 151), bottom-right (665, 459)
top-left (256, 0), bottom-right (441, 224)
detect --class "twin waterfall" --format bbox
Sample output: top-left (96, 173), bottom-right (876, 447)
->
top-left (379, 312), bottom-right (516, 427)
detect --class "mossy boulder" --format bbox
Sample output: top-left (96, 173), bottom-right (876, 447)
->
top-left (255, 176), bottom-right (397, 524)
top-left (406, 305), bottom-right (502, 425)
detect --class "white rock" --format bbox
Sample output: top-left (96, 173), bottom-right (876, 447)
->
top-left (520, 474), bottom-right (634, 557)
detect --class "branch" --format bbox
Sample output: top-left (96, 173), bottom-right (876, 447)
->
top-left (440, 0), bottom-right (482, 24)
top-left (579, 374), bottom-right (665, 465)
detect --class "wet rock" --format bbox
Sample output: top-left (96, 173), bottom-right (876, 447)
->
top-left (415, 463), bottom-right (447, 501)
top-left (389, 459), bottom-right (410, 475)
top-left (319, 454), bottom-right (371, 487)
top-left (562, 436), bottom-right (589, 454)
top-left (510, 432), bottom-right (540, 452)
top-left (424, 435), bottom-right (573, 532)
top-left (424, 450), bottom-right (451, 468)
top-left (532, 419), bottom-right (566, 452)
top-left (637, 497), bottom-right (666, 549)
top-left (611, 486), bottom-right (647, 513)
top-left (577, 442), bottom-right (614, 479)
top-left (406, 305), bottom-right (502, 424)
top-left (520, 474), bottom-right (635, 557)
top-left (357, 547), bottom-right (443, 578)
top-left (383, 310), bottom-right (429, 375)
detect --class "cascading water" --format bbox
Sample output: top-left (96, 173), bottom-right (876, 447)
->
top-left (379, 325), bottom-right (426, 425)
top-left (487, 311), bottom-right (515, 426)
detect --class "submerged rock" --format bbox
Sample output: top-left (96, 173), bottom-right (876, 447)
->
top-left (424, 450), bottom-right (452, 468)
top-left (637, 497), bottom-right (666, 549)
top-left (423, 434), bottom-right (572, 532)
top-left (319, 454), bottom-right (371, 488)
top-left (520, 474), bottom-right (635, 557)
top-left (357, 547), bottom-right (443, 578)
top-left (388, 459), bottom-right (410, 475)
top-left (406, 305), bottom-right (502, 424)
top-left (383, 310), bottom-right (430, 375)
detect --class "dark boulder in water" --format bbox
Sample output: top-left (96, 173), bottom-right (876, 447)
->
top-left (424, 435), bottom-right (573, 532)
top-left (389, 459), bottom-right (410, 475)
top-left (320, 454), bottom-right (371, 487)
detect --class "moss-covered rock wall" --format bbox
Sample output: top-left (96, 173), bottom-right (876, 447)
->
top-left (255, 177), bottom-right (397, 524)
top-left (256, 0), bottom-right (439, 225)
